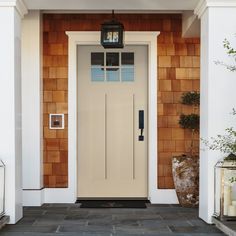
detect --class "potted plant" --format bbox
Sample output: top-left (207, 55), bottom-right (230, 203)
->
top-left (172, 91), bottom-right (200, 207)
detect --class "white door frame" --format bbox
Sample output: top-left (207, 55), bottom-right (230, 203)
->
top-left (63, 31), bottom-right (178, 204)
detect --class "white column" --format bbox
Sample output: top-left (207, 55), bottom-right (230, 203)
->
top-left (22, 10), bottom-right (44, 206)
top-left (0, 0), bottom-right (27, 224)
top-left (195, 0), bottom-right (236, 223)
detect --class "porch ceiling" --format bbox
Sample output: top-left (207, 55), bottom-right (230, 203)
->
top-left (24, 0), bottom-right (199, 11)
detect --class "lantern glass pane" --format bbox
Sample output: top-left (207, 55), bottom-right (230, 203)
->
top-left (103, 31), bottom-right (119, 43)
top-left (0, 163), bottom-right (4, 216)
top-left (214, 167), bottom-right (221, 217)
top-left (222, 169), bottom-right (236, 217)
top-left (214, 158), bottom-right (236, 220)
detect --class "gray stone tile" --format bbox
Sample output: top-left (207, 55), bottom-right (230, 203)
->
top-left (187, 219), bottom-right (209, 226)
top-left (113, 219), bottom-right (140, 227)
top-left (159, 213), bottom-right (189, 220)
top-left (178, 212), bottom-right (199, 217)
top-left (114, 227), bottom-right (145, 235)
top-left (64, 213), bottom-right (89, 220)
top-left (82, 233), bottom-right (111, 236)
top-left (33, 219), bottom-right (64, 226)
top-left (0, 225), bottom-right (58, 233)
top-left (150, 207), bottom-right (198, 215)
top-left (61, 219), bottom-right (88, 225)
top-left (16, 217), bottom-right (37, 225)
top-left (0, 204), bottom-right (226, 236)
top-left (88, 219), bottom-right (139, 227)
top-left (140, 219), bottom-right (191, 227)
top-left (113, 213), bottom-right (161, 221)
top-left (113, 232), bottom-right (144, 235)
top-left (114, 225), bottom-right (170, 234)
top-left (196, 234), bottom-right (227, 236)
top-left (59, 224), bottom-right (113, 234)
top-left (23, 209), bottom-right (46, 216)
top-left (169, 226), bottom-right (223, 234)
top-left (87, 213), bottom-right (112, 220)
top-left (0, 233), bottom-right (26, 236)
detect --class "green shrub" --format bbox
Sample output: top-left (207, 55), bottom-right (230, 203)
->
top-left (179, 114), bottom-right (199, 131)
top-left (181, 92), bottom-right (200, 106)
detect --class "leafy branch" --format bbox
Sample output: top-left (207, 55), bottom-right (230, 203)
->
top-left (215, 38), bottom-right (236, 72)
top-left (201, 110), bottom-right (236, 155)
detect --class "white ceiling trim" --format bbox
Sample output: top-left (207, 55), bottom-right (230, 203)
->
top-left (42, 10), bottom-right (183, 14)
top-left (24, 0), bottom-right (199, 11)
top-left (16, 0), bottom-right (28, 17)
top-left (195, 0), bottom-right (236, 18)
top-left (0, 0), bottom-right (28, 17)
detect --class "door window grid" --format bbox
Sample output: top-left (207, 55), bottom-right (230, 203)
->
top-left (91, 52), bottom-right (134, 82)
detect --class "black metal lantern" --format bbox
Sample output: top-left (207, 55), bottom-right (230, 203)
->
top-left (101, 10), bottom-right (124, 48)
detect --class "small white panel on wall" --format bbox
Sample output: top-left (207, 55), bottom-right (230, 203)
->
top-left (49, 114), bottom-right (65, 129)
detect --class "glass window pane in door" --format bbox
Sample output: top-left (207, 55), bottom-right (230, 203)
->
top-left (121, 67), bottom-right (134, 82)
top-left (91, 53), bottom-right (104, 66)
top-left (106, 68), bottom-right (120, 82)
top-left (91, 67), bottom-right (105, 82)
top-left (106, 53), bottom-right (119, 66)
top-left (121, 53), bottom-right (134, 66)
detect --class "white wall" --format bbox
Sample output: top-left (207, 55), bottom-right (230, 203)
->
top-left (199, 6), bottom-right (236, 223)
top-left (21, 10), bottom-right (43, 205)
top-left (0, 7), bottom-right (23, 224)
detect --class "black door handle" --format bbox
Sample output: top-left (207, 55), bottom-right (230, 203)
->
top-left (139, 110), bottom-right (144, 141)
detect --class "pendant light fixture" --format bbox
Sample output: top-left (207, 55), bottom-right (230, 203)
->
top-left (100, 10), bottom-right (124, 48)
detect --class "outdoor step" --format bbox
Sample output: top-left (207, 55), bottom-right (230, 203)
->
top-left (213, 216), bottom-right (236, 236)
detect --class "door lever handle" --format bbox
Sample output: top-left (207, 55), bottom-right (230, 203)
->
top-left (139, 110), bottom-right (144, 141)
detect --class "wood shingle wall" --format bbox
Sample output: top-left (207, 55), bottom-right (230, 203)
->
top-left (43, 14), bottom-right (200, 188)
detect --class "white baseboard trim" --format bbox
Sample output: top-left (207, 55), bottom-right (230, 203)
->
top-left (150, 189), bottom-right (179, 204)
top-left (23, 188), bottom-right (76, 206)
top-left (23, 189), bottom-right (44, 206)
top-left (44, 188), bottom-right (76, 203)
top-left (23, 188), bottom-right (178, 206)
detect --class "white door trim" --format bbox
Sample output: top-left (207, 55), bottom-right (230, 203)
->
top-left (61, 31), bottom-right (178, 204)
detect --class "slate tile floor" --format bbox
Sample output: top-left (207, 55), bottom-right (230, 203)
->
top-left (0, 204), bottom-right (226, 236)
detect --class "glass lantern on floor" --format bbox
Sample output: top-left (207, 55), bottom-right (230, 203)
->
top-left (0, 160), bottom-right (5, 218)
top-left (214, 154), bottom-right (236, 221)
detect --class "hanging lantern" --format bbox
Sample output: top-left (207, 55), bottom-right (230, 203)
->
top-left (101, 10), bottom-right (124, 49)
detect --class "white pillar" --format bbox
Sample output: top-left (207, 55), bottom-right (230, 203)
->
top-left (0, 0), bottom-right (27, 224)
top-left (22, 10), bottom-right (44, 206)
top-left (195, 0), bottom-right (236, 223)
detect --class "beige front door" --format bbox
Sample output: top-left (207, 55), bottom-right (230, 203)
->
top-left (77, 45), bottom-right (148, 198)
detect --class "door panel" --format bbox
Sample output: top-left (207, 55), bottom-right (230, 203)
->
top-left (77, 45), bottom-right (148, 198)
